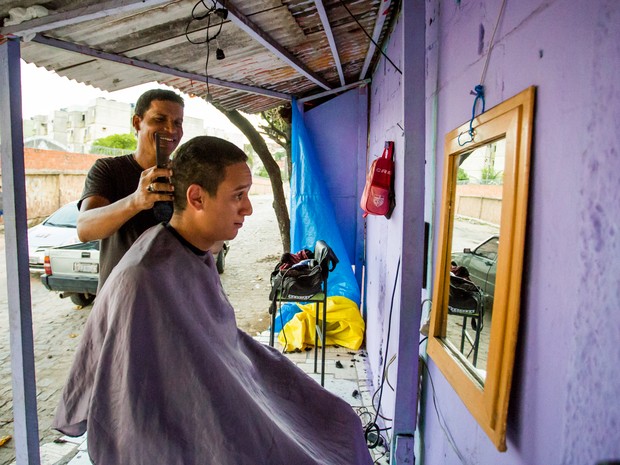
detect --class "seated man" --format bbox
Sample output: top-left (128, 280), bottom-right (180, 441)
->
top-left (53, 136), bottom-right (373, 465)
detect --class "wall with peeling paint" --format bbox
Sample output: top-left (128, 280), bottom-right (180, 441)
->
top-left (365, 8), bottom-right (407, 430)
top-left (362, 0), bottom-right (620, 463)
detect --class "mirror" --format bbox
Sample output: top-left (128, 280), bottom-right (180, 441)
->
top-left (427, 87), bottom-right (535, 451)
top-left (444, 141), bottom-right (504, 383)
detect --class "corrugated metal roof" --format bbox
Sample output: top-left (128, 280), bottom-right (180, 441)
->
top-left (1, 0), bottom-right (397, 113)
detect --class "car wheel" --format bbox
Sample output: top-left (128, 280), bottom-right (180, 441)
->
top-left (70, 293), bottom-right (95, 307)
top-left (216, 249), bottom-right (226, 274)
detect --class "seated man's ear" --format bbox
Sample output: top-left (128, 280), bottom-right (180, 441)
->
top-left (186, 184), bottom-right (205, 211)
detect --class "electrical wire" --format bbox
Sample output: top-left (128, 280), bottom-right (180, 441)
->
top-left (384, 354), bottom-right (397, 391)
top-left (185, 0), bottom-right (226, 100)
top-left (479, 0), bottom-right (508, 87)
top-left (184, 0), bottom-right (224, 45)
top-left (420, 357), bottom-right (471, 465)
top-left (372, 446), bottom-right (389, 465)
top-left (354, 406), bottom-right (375, 427)
top-left (205, 27), bottom-right (211, 97)
top-left (337, 0), bottom-right (402, 75)
top-left (364, 256), bottom-right (401, 447)
top-left (458, 0), bottom-right (508, 147)
top-left (371, 387), bottom-right (393, 423)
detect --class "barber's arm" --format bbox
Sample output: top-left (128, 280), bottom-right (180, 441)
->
top-left (77, 166), bottom-right (173, 241)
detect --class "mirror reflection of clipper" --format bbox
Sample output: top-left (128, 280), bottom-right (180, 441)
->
top-left (153, 132), bottom-right (174, 222)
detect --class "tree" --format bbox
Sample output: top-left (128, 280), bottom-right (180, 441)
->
top-left (259, 106), bottom-right (292, 180)
top-left (91, 133), bottom-right (137, 154)
top-left (213, 103), bottom-right (291, 252)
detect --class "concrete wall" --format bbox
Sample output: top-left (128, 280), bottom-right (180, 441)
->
top-left (24, 172), bottom-right (88, 225)
top-left (455, 184), bottom-right (503, 224)
top-left (0, 148), bottom-right (281, 225)
top-left (362, 0), bottom-right (620, 463)
top-left (249, 175), bottom-right (288, 197)
top-left (1, 148), bottom-right (103, 225)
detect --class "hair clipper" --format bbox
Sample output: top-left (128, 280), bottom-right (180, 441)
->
top-left (153, 132), bottom-right (173, 222)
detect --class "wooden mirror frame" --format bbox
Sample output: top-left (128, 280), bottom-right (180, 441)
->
top-left (427, 87), bottom-right (535, 451)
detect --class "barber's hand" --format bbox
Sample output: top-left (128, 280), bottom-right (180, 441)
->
top-left (134, 166), bottom-right (174, 210)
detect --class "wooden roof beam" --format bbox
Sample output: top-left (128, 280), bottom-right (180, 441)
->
top-left (313, 0), bottom-right (345, 86)
top-left (358, 0), bottom-right (393, 80)
top-left (217, 0), bottom-right (332, 91)
top-left (31, 34), bottom-right (292, 101)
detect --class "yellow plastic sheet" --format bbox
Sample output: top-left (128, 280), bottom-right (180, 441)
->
top-left (278, 296), bottom-right (365, 352)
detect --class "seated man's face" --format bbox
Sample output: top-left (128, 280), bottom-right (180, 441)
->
top-left (201, 162), bottom-right (253, 243)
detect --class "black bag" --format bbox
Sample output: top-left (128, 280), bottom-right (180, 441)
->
top-left (268, 241), bottom-right (339, 303)
top-left (448, 275), bottom-right (482, 315)
top-left (269, 259), bottom-right (323, 301)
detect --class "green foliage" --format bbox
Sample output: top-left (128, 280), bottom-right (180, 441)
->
top-left (259, 106), bottom-right (290, 151)
top-left (257, 166), bottom-right (269, 178)
top-left (92, 133), bottom-right (137, 153)
top-left (457, 168), bottom-right (469, 181)
top-left (481, 166), bottom-right (503, 184)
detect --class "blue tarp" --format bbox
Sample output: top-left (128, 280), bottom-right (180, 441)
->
top-left (272, 302), bottom-right (302, 333)
top-left (291, 103), bottom-right (361, 300)
top-left (274, 103), bottom-right (361, 331)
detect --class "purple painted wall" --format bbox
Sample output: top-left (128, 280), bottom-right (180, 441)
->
top-left (304, 88), bottom-right (368, 276)
top-left (365, 10), bottom-right (406, 425)
top-left (364, 0), bottom-right (620, 463)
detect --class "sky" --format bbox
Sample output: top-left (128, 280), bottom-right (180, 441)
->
top-left (19, 60), bottom-right (252, 131)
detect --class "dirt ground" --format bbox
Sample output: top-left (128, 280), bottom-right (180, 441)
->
top-left (0, 193), bottom-right (283, 465)
top-left (219, 194), bottom-right (284, 335)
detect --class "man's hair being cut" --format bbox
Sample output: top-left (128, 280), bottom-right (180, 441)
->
top-left (134, 89), bottom-right (184, 117)
top-left (171, 136), bottom-right (248, 211)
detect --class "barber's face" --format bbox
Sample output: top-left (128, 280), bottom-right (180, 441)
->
top-left (202, 162), bottom-right (253, 242)
top-left (133, 99), bottom-right (184, 162)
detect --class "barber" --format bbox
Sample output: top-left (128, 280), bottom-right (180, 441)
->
top-left (77, 89), bottom-right (184, 291)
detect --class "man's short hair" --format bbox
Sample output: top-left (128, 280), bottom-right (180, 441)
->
top-left (134, 89), bottom-right (184, 117)
top-left (171, 136), bottom-right (249, 211)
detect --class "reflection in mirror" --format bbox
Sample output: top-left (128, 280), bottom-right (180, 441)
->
top-left (427, 87), bottom-right (535, 451)
top-left (444, 142), bottom-right (504, 384)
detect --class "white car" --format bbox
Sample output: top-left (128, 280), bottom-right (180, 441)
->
top-left (28, 200), bottom-right (230, 275)
top-left (28, 201), bottom-right (81, 273)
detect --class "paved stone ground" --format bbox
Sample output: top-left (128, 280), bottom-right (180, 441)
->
top-left (0, 194), bottom-right (283, 465)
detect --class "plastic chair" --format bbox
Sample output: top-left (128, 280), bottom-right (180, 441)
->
top-left (269, 240), bottom-right (338, 386)
top-left (447, 274), bottom-right (484, 366)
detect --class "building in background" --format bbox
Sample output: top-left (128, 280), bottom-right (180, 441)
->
top-left (81, 98), bottom-right (133, 152)
top-left (22, 96), bottom-right (248, 155)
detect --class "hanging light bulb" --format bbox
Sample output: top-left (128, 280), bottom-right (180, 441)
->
top-left (214, 8), bottom-right (228, 19)
top-left (216, 48), bottom-right (225, 60)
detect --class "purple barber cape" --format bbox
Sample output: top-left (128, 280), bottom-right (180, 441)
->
top-left (53, 225), bottom-right (373, 465)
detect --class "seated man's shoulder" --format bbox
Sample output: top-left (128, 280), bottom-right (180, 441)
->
top-left (118, 227), bottom-right (181, 273)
